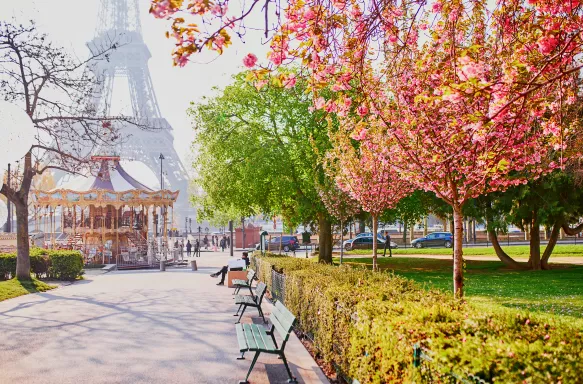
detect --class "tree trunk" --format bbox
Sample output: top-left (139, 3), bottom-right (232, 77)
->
top-left (15, 202), bottom-right (31, 280)
top-left (562, 222), bottom-right (583, 236)
top-left (339, 219), bottom-right (344, 265)
top-left (372, 215), bottom-right (378, 271)
top-left (488, 230), bottom-right (527, 269)
top-left (529, 210), bottom-right (541, 270)
top-left (402, 220), bottom-right (408, 243)
top-left (358, 218), bottom-right (365, 234)
top-left (318, 213), bottom-right (332, 264)
top-left (423, 216), bottom-right (428, 236)
top-left (409, 221), bottom-right (414, 243)
top-left (452, 207), bottom-right (464, 298)
top-left (541, 221), bottom-right (561, 270)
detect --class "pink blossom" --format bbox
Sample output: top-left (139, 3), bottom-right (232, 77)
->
top-left (174, 53), bottom-right (190, 67)
top-left (389, 35), bottom-right (398, 43)
top-left (269, 51), bottom-right (286, 65)
top-left (284, 74), bottom-right (297, 89)
top-left (214, 35), bottom-right (226, 49)
top-left (537, 35), bottom-right (559, 55)
top-left (419, 23), bottom-right (428, 31)
top-left (304, 9), bottom-right (316, 20)
top-left (315, 97), bottom-right (326, 110)
top-left (432, 1), bottom-right (442, 12)
top-left (350, 128), bottom-right (367, 141)
top-left (242, 53), bottom-right (258, 68)
top-left (357, 105), bottom-right (368, 117)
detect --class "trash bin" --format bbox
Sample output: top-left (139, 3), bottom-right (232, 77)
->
top-left (191, 260), bottom-right (198, 271)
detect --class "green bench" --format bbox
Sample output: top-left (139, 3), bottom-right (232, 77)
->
top-left (234, 282), bottom-right (267, 324)
top-left (235, 301), bottom-right (297, 384)
top-left (232, 269), bottom-right (256, 296)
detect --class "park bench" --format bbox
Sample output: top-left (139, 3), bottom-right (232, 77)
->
top-left (235, 300), bottom-right (297, 384)
top-left (232, 269), bottom-right (256, 296)
top-left (234, 282), bottom-right (267, 324)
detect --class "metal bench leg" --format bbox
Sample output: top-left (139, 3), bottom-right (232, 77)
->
top-left (238, 351), bottom-right (260, 384)
top-left (234, 303), bottom-right (243, 316)
top-left (280, 353), bottom-right (297, 383)
top-left (237, 352), bottom-right (246, 360)
top-left (257, 306), bottom-right (267, 323)
top-left (236, 305), bottom-right (247, 324)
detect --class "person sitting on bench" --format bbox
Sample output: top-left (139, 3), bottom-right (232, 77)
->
top-left (211, 252), bottom-right (250, 286)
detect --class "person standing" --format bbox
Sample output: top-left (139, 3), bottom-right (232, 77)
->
top-left (203, 235), bottom-right (209, 250)
top-left (186, 240), bottom-right (192, 257)
top-left (220, 237), bottom-right (225, 252)
top-left (195, 239), bottom-right (200, 257)
top-left (383, 231), bottom-right (393, 257)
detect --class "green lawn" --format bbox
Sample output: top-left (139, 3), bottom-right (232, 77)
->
top-left (342, 243), bottom-right (583, 257)
top-left (0, 278), bottom-right (56, 302)
top-left (337, 256), bottom-right (583, 327)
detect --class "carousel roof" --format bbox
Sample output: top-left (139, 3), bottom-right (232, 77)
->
top-left (34, 156), bottom-right (179, 207)
top-left (53, 157), bottom-right (154, 193)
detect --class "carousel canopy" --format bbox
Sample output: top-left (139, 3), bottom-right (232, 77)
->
top-left (34, 156), bottom-right (179, 208)
top-left (54, 157), bottom-right (154, 193)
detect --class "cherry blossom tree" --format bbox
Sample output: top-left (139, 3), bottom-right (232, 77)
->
top-left (325, 118), bottom-right (412, 271)
top-left (150, 0), bottom-right (583, 297)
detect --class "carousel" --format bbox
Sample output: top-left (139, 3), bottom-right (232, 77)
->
top-left (32, 156), bottom-right (179, 269)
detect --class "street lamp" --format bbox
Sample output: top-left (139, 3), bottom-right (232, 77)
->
top-left (159, 153), bottom-right (165, 190)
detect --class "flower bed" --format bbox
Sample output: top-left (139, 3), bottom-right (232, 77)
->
top-left (253, 253), bottom-right (583, 383)
top-left (0, 248), bottom-right (84, 281)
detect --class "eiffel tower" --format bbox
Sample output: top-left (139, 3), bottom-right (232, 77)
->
top-left (86, 0), bottom-right (193, 222)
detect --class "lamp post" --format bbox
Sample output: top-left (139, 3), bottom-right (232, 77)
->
top-left (159, 153), bottom-right (165, 190)
top-left (5, 163), bottom-right (10, 232)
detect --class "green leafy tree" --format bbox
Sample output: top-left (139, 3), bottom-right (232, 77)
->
top-left (189, 72), bottom-right (337, 262)
top-left (478, 170), bottom-right (583, 270)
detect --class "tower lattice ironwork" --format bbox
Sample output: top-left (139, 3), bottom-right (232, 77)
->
top-left (86, 0), bottom-right (192, 221)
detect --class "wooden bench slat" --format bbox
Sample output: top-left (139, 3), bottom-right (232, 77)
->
top-left (236, 323), bottom-right (249, 352)
top-left (243, 324), bottom-right (258, 350)
top-left (270, 311), bottom-right (290, 341)
top-left (251, 324), bottom-right (277, 352)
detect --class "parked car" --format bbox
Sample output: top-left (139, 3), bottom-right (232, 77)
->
top-left (256, 235), bottom-right (300, 252)
top-left (343, 235), bottom-right (398, 251)
top-left (411, 232), bottom-right (453, 248)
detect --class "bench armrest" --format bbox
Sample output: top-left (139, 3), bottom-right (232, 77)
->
top-left (266, 324), bottom-right (275, 335)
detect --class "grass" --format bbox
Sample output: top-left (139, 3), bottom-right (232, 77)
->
top-left (342, 243), bottom-right (583, 257)
top-left (336, 256), bottom-right (583, 327)
top-left (0, 278), bottom-right (56, 302)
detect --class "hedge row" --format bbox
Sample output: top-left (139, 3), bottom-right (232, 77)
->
top-left (253, 253), bottom-right (583, 383)
top-left (0, 248), bottom-right (84, 281)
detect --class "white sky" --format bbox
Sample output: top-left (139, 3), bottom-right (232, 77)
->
top-left (0, 0), bottom-right (270, 171)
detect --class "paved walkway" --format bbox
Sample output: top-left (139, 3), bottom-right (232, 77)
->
top-left (0, 252), bottom-right (327, 384)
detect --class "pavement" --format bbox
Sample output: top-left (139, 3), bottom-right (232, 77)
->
top-left (0, 251), bottom-right (328, 384)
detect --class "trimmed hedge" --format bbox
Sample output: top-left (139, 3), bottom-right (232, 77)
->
top-left (253, 253), bottom-right (583, 383)
top-left (0, 248), bottom-right (84, 281)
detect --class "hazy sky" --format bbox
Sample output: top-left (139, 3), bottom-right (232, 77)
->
top-left (0, 0), bottom-right (270, 171)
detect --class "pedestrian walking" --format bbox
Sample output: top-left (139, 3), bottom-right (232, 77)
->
top-left (203, 235), bottom-right (209, 250)
top-left (186, 240), bottom-right (192, 257)
top-left (220, 237), bottom-right (225, 252)
top-left (195, 239), bottom-right (201, 257)
top-left (383, 231), bottom-right (393, 257)
top-left (226, 236), bottom-right (230, 248)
